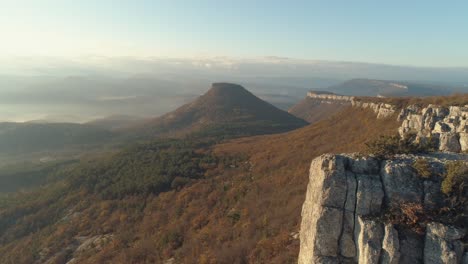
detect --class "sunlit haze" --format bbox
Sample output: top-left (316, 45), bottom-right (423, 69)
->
top-left (1, 2), bottom-right (468, 263)
top-left (1, 0), bottom-right (468, 67)
top-left (0, 1), bottom-right (468, 123)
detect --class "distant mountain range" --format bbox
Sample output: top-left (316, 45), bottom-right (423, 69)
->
top-left (1, 71), bottom-right (465, 124)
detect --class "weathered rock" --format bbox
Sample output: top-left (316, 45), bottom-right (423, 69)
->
top-left (459, 132), bottom-right (468, 152)
top-left (440, 133), bottom-right (461, 152)
top-left (308, 92), bottom-right (354, 103)
top-left (398, 228), bottom-right (424, 264)
top-left (434, 122), bottom-right (452, 133)
top-left (381, 224), bottom-right (400, 264)
top-left (462, 252), bottom-right (468, 264)
top-left (340, 212), bottom-right (357, 258)
top-left (356, 218), bottom-right (384, 264)
top-left (355, 174), bottom-right (384, 216)
top-left (340, 172), bottom-right (358, 258)
top-left (381, 160), bottom-right (423, 205)
top-left (299, 155), bottom-right (347, 263)
top-left (423, 181), bottom-right (444, 210)
top-left (352, 100), bottom-right (397, 119)
top-left (376, 104), bottom-right (397, 119)
top-left (424, 223), bottom-right (466, 264)
top-left (75, 234), bottom-right (114, 254)
top-left (349, 156), bottom-right (380, 175)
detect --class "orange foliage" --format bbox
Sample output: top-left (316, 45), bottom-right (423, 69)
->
top-left (0, 108), bottom-right (400, 263)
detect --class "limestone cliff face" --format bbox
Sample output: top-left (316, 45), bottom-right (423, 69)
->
top-left (298, 154), bottom-right (467, 264)
top-left (307, 92), bottom-right (355, 104)
top-left (397, 105), bottom-right (468, 153)
top-left (306, 92), bottom-right (397, 119)
top-left (351, 101), bottom-right (397, 119)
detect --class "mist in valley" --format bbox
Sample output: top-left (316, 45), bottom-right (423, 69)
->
top-left (2, 56), bottom-right (468, 123)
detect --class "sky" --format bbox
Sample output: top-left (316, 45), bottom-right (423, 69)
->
top-left (0, 0), bottom-right (467, 67)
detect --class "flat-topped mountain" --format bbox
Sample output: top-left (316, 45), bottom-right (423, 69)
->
top-left (127, 83), bottom-right (308, 137)
top-left (328, 78), bottom-right (451, 97)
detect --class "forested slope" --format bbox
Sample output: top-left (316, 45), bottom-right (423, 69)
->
top-left (0, 107), bottom-right (399, 263)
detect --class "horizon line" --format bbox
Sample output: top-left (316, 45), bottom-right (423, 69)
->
top-left (1, 54), bottom-right (468, 70)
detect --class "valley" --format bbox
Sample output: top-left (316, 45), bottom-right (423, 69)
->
top-left (0, 83), bottom-right (466, 264)
top-left (2, 3), bottom-right (468, 263)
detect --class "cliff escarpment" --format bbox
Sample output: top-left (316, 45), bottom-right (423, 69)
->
top-left (289, 91), bottom-right (398, 124)
top-left (302, 91), bottom-right (398, 120)
top-left (299, 154), bottom-right (467, 264)
top-left (299, 98), bottom-right (468, 263)
top-left (288, 92), bottom-right (352, 123)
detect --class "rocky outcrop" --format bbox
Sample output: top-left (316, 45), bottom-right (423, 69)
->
top-left (424, 223), bottom-right (466, 264)
top-left (351, 101), bottom-right (397, 119)
top-left (307, 91), bottom-right (355, 103)
top-left (305, 92), bottom-right (354, 109)
top-left (298, 154), bottom-right (467, 264)
top-left (398, 105), bottom-right (468, 153)
top-left (39, 234), bottom-right (114, 264)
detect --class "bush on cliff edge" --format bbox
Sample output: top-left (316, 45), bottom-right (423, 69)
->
top-left (365, 133), bottom-right (434, 159)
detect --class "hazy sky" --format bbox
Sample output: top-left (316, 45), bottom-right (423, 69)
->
top-left (1, 1), bottom-right (467, 67)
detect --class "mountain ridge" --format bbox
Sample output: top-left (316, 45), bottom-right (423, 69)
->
top-left (328, 78), bottom-right (453, 97)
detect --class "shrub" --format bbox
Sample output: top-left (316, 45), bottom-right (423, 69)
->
top-left (442, 161), bottom-right (468, 195)
top-left (412, 158), bottom-right (432, 178)
top-left (383, 202), bottom-right (428, 234)
top-left (365, 133), bottom-right (433, 159)
top-left (227, 212), bottom-right (241, 224)
top-left (170, 177), bottom-right (191, 190)
top-left (440, 161), bottom-right (468, 228)
top-left (67, 138), bottom-right (215, 199)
